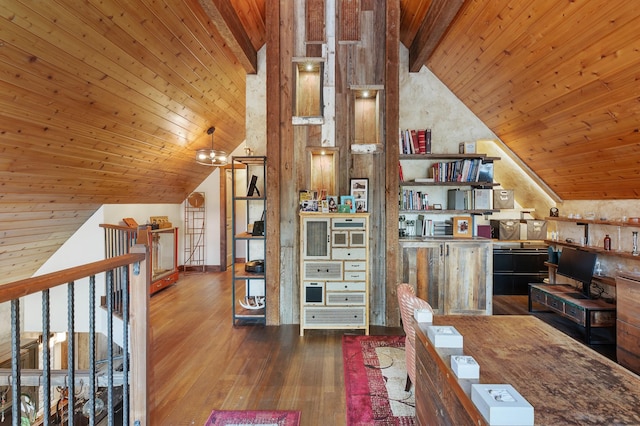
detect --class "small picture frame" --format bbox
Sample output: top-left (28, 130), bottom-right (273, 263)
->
top-left (453, 216), bottom-right (472, 238)
top-left (433, 204), bottom-right (442, 210)
top-left (327, 195), bottom-right (339, 212)
top-left (340, 195), bottom-right (355, 213)
top-left (350, 178), bottom-right (369, 212)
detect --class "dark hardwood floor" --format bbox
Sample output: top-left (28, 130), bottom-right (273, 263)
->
top-left (149, 269), bottom-right (403, 425)
top-left (148, 271), bottom-right (617, 424)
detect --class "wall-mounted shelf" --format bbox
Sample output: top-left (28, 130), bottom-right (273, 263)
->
top-left (545, 216), bottom-right (640, 227)
top-left (292, 58), bottom-right (324, 122)
top-left (400, 181), bottom-right (499, 187)
top-left (545, 238), bottom-right (640, 261)
top-left (399, 209), bottom-right (499, 215)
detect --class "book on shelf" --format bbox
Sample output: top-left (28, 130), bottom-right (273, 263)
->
top-left (410, 130), bottom-right (419, 154)
top-left (473, 188), bottom-right (492, 210)
top-left (399, 128), bottom-right (432, 154)
top-left (430, 158), bottom-right (485, 183)
top-left (418, 129), bottom-right (426, 154)
top-left (477, 161), bottom-right (494, 182)
top-left (400, 189), bottom-right (429, 210)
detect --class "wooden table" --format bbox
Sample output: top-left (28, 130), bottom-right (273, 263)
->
top-left (414, 315), bottom-right (640, 425)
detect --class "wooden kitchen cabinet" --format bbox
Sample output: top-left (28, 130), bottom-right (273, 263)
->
top-left (400, 238), bottom-right (492, 315)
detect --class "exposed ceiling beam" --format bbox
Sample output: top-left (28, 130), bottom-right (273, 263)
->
top-left (198, 0), bottom-right (258, 74)
top-left (408, 0), bottom-right (465, 72)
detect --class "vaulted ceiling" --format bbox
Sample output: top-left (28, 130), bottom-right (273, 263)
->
top-left (2, 0), bottom-right (640, 284)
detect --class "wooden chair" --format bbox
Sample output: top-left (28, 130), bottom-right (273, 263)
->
top-left (397, 283), bottom-right (433, 391)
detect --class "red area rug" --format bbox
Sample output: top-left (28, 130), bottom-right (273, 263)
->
top-left (204, 410), bottom-right (300, 426)
top-left (343, 335), bottom-right (416, 425)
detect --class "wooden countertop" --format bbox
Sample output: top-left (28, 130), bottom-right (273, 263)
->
top-left (414, 315), bottom-right (640, 425)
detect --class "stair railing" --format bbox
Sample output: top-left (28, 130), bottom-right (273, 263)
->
top-left (0, 246), bottom-right (149, 425)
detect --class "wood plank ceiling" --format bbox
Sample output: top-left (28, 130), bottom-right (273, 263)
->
top-left (2, 0), bottom-right (640, 284)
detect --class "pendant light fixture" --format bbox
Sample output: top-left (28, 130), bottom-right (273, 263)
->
top-left (195, 126), bottom-right (228, 166)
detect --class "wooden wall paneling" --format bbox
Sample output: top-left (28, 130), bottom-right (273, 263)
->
top-left (385, 0), bottom-right (401, 326)
top-left (339, 0), bottom-right (360, 42)
top-left (265, 0), bottom-right (287, 325)
top-left (306, 0), bottom-right (326, 43)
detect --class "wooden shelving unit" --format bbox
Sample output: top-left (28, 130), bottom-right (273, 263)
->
top-left (231, 156), bottom-right (267, 325)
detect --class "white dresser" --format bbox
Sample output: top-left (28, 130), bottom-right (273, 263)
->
top-left (299, 213), bottom-right (370, 336)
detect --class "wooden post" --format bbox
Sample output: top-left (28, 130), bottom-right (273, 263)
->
top-left (129, 244), bottom-right (150, 425)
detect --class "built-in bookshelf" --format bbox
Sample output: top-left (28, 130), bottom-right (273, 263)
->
top-left (398, 153), bottom-right (501, 238)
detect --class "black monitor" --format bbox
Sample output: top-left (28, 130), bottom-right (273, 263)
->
top-left (556, 247), bottom-right (597, 298)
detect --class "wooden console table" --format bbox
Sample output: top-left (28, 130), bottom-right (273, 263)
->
top-left (414, 315), bottom-right (640, 426)
top-left (528, 283), bottom-right (616, 344)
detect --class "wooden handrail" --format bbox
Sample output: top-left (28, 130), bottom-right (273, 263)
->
top-left (0, 251), bottom-right (146, 304)
top-left (0, 244), bottom-right (150, 424)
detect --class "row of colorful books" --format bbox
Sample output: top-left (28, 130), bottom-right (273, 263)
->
top-left (432, 159), bottom-right (493, 182)
top-left (399, 128), bottom-right (432, 154)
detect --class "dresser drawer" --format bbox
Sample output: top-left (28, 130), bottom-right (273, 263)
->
top-left (530, 287), bottom-right (546, 304)
top-left (545, 293), bottom-right (565, 314)
top-left (303, 261), bottom-right (342, 280)
top-left (326, 292), bottom-right (366, 305)
top-left (326, 281), bottom-right (365, 292)
top-left (344, 271), bottom-right (366, 281)
top-left (564, 302), bottom-right (586, 326)
top-left (332, 248), bottom-right (366, 260)
top-left (344, 261), bottom-right (366, 271)
top-left (303, 306), bottom-right (366, 326)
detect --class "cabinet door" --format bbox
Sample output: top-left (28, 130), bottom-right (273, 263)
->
top-left (302, 217), bottom-right (330, 259)
top-left (444, 242), bottom-right (492, 315)
top-left (401, 243), bottom-right (445, 313)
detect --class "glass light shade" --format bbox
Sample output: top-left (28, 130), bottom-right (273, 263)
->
top-left (195, 148), bottom-right (228, 166)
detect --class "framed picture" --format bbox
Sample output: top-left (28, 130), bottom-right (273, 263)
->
top-left (433, 204), bottom-right (442, 210)
top-left (340, 195), bottom-right (355, 213)
top-left (327, 195), bottom-right (339, 212)
top-left (453, 216), bottom-right (472, 238)
top-left (350, 178), bottom-right (369, 212)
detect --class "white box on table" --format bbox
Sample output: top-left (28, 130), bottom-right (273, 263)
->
top-left (471, 384), bottom-right (534, 426)
top-left (426, 325), bottom-right (463, 348)
top-left (451, 355), bottom-right (479, 379)
top-left (413, 308), bottom-right (433, 323)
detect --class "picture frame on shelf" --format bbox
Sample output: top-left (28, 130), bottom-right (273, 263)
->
top-left (453, 216), bottom-right (472, 238)
top-left (433, 204), bottom-right (442, 210)
top-left (350, 178), bottom-right (369, 212)
top-left (327, 195), bottom-right (338, 212)
top-left (340, 195), bottom-right (355, 213)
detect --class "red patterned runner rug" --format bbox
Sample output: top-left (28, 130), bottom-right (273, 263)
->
top-left (204, 410), bottom-right (301, 426)
top-left (342, 335), bottom-right (416, 425)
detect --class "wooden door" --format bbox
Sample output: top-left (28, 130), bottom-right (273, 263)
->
top-left (444, 241), bottom-right (492, 315)
top-left (401, 242), bottom-right (445, 313)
